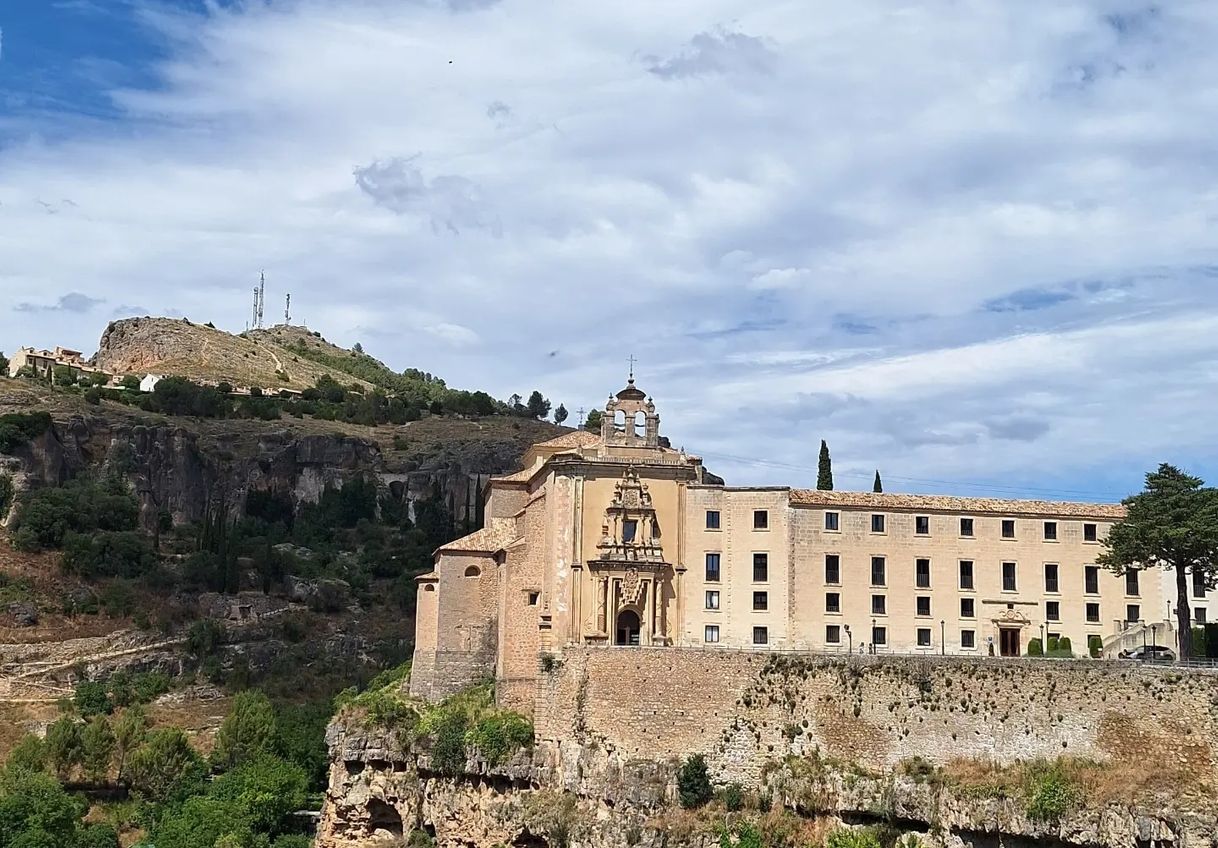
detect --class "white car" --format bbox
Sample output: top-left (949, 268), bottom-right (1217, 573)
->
top-left (1119, 645), bottom-right (1176, 662)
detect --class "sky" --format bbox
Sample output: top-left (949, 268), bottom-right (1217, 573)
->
top-left (2, 0), bottom-right (1217, 500)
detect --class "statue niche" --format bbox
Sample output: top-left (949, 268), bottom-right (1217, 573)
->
top-left (586, 467), bottom-right (673, 646)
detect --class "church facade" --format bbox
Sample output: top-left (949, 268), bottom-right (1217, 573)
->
top-left (410, 379), bottom-right (1177, 706)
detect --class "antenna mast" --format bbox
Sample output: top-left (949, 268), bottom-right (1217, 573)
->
top-left (285, 293), bottom-right (291, 325)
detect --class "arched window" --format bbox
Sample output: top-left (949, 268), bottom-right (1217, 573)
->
top-left (633, 410), bottom-right (645, 437)
top-left (464, 565), bottom-right (482, 578)
top-left (423, 584), bottom-right (435, 592)
top-left (614, 409), bottom-right (626, 428)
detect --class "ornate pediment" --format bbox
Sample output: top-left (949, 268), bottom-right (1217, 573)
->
top-left (595, 466), bottom-right (665, 565)
top-left (993, 607), bottom-right (1031, 626)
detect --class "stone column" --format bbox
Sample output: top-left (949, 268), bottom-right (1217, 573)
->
top-left (598, 576), bottom-right (608, 635)
top-left (645, 577), bottom-right (656, 645)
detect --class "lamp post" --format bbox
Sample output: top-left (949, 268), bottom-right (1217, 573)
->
top-left (940, 619), bottom-right (945, 656)
top-left (871, 617), bottom-right (876, 654)
top-left (844, 624), bottom-right (852, 655)
top-left (1141, 619), bottom-right (1147, 654)
top-left (1039, 623), bottom-right (1044, 654)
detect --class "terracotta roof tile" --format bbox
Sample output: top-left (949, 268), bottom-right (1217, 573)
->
top-left (533, 431), bottom-right (600, 449)
top-left (435, 518), bottom-right (519, 554)
top-left (788, 489), bottom-right (1125, 519)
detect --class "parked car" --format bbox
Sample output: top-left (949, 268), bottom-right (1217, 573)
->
top-left (1119, 645), bottom-right (1176, 662)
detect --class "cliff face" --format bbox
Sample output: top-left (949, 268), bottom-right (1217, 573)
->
top-left (317, 715), bottom-right (1218, 848)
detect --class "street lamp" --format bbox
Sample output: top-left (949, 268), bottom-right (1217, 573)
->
top-left (844, 624), bottom-right (852, 655)
top-left (1141, 619), bottom-right (1147, 654)
top-left (871, 617), bottom-right (876, 654)
top-left (1039, 623), bottom-right (1045, 654)
top-left (940, 619), bottom-right (945, 656)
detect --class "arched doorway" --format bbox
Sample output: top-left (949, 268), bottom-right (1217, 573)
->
top-left (615, 609), bottom-right (641, 646)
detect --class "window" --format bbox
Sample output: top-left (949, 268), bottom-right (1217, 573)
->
top-left (706, 510), bottom-right (721, 530)
top-left (826, 624), bottom-right (842, 644)
top-left (917, 628), bottom-right (932, 647)
top-left (871, 556), bottom-right (886, 586)
top-left (825, 554), bottom-right (841, 584)
top-left (704, 625), bottom-right (720, 643)
top-left (959, 560), bottom-right (975, 590)
top-left (960, 517), bottom-right (974, 537)
top-left (1084, 523), bottom-right (1098, 542)
top-left (961, 629), bottom-right (976, 649)
top-left (872, 626), bottom-right (887, 646)
top-left (825, 511), bottom-right (840, 531)
top-left (1194, 571), bottom-right (1208, 599)
top-left (915, 516), bottom-right (930, 535)
top-left (915, 558), bottom-right (931, 588)
top-left (1126, 604), bottom-right (1140, 625)
top-left (961, 598), bottom-right (975, 618)
top-left (705, 590), bottom-right (720, 610)
top-left (1046, 601), bottom-right (1060, 621)
top-left (753, 553), bottom-right (769, 582)
top-left (752, 591), bottom-right (768, 611)
top-left (1197, 608), bottom-right (1208, 625)
top-left (1044, 521), bottom-right (1057, 541)
top-left (825, 592), bottom-right (841, 613)
top-left (1044, 563), bottom-right (1059, 593)
top-left (753, 510), bottom-right (769, 530)
top-left (1085, 566), bottom-right (1099, 594)
top-left (916, 596), bottom-right (931, 617)
top-left (1001, 519), bottom-right (1016, 539)
top-left (527, 591), bottom-right (540, 605)
top-left (705, 553), bottom-right (721, 582)
top-left (871, 514), bottom-right (886, 533)
top-left (1002, 562), bottom-right (1017, 592)
top-left (622, 520), bottom-right (638, 542)
top-left (871, 594), bottom-right (886, 615)
top-left (464, 565), bottom-right (482, 577)
top-left (1086, 602), bottom-right (1100, 623)
top-left (1125, 570), bottom-right (1140, 596)
top-left (752, 626), bottom-right (768, 645)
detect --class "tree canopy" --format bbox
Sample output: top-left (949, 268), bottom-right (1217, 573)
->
top-left (817, 440), bottom-right (833, 491)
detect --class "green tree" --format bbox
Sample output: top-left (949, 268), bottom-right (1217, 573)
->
top-left (73, 681), bottom-right (113, 717)
top-left (1099, 464), bottom-right (1218, 659)
top-left (119, 375), bottom-right (140, 391)
top-left (817, 440), bottom-right (833, 490)
top-left (677, 753), bottom-right (713, 808)
top-left (0, 352), bottom-right (8, 376)
top-left (873, 470), bottom-right (883, 493)
top-left (5, 735), bottom-right (46, 773)
top-left (125, 727), bottom-right (206, 802)
top-left (526, 391), bottom-right (551, 420)
top-left (553, 404), bottom-right (568, 425)
top-left (212, 690), bottom-right (277, 770)
top-left (583, 409), bottom-right (602, 433)
top-left (43, 718), bottom-right (82, 780)
top-left (0, 766), bottom-right (93, 848)
top-left (113, 706), bottom-right (148, 782)
top-left (81, 716), bottom-right (116, 782)
top-left (52, 365), bottom-right (77, 386)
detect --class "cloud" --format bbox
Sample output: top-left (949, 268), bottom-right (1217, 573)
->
top-left (983, 287), bottom-right (1076, 313)
top-left (14, 293), bottom-right (104, 313)
top-left (647, 27), bottom-right (777, 79)
top-left (353, 157), bottom-right (499, 235)
top-left (985, 416), bottom-right (1052, 442)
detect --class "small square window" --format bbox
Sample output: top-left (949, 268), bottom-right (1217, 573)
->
top-left (1002, 562), bottom-right (1017, 592)
top-left (915, 558), bottom-right (931, 588)
top-left (917, 628), bottom-right (932, 647)
top-left (1125, 570), bottom-right (1140, 596)
top-left (1084, 523), bottom-right (1098, 542)
top-left (705, 553), bottom-right (721, 582)
top-left (825, 511), bottom-right (840, 531)
top-left (872, 626), bottom-right (887, 646)
top-left (753, 510), bottom-right (769, 530)
top-left (1044, 563), bottom-right (1059, 593)
top-left (871, 514), bottom-right (886, 533)
top-left (959, 560), bottom-right (974, 590)
top-left (825, 554), bottom-right (841, 584)
top-left (622, 519), bottom-right (638, 542)
top-left (871, 594), bottom-right (886, 615)
top-left (1046, 601), bottom-right (1060, 622)
top-left (752, 626), bottom-right (768, 645)
top-left (1044, 521), bottom-right (1057, 541)
top-left (1126, 604), bottom-right (1141, 625)
top-left (704, 624), bottom-right (720, 643)
top-left (916, 596), bottom-right (931, 617)
top-left (960, 517), bottom-right (974, 537)
top-left (915, 516), bottom-right (930, 535)
top-left (752, 591), bottom-right (768, 611)
top-left (1194, 571), bottom-right (1208, 599)
top-left (527, 592), bottom-right (540, 606)
top-left (826, 624), bottom-right (842, 644)
top-left (1001, 519), bottom-right (1016, 539)
top-left (706, 510), bottom-right (721, 530)
top-left (1197, 608), bottom-right (1208, 624)
top-left (961, 629), bottom-right (976, 649)
top-left (1085, 565), bottom-right (1099, 594)
top-left (753, 553), bottom-right (769, 582)
top-left (1086, 602), bottom-right (1100, 623)
top-left (961, 598), bottom-right (975, 618)
top-left (825, 592), bottom-right (841, 613)
top-left (870, 556), bottom-right (886, 586)
top-left (705, 590), bottom-right (720, 610)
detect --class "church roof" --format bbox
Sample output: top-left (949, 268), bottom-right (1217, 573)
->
top-left (534, 431), bottom-right (600, 449)
top-left (435, 517), bottom-right (520, 555)
top-left (789, 489), bottom-right (1126, 519)
top-left (615, 378), bottom-right (647, 401)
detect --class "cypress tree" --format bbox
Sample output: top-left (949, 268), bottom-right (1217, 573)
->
top-left (873, 470), bottom-right (883, 493)
top-left (816, 440), bottom-right (833, 490)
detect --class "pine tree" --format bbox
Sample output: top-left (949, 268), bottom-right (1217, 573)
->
top-left (553, 404), bottom-right (569, 425)
top-left (873, 470), bottom-right (883, 493)
top-left (816, 440), bottom-right (833, 490)
top-left (584, 409), bottom-right (603, 433)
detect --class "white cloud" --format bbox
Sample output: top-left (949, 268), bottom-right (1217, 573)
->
top-left (3, 0), bottom-right (1218, 498)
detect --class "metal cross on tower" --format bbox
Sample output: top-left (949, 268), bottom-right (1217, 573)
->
top-left (627, 354), bottom-right (637, 381)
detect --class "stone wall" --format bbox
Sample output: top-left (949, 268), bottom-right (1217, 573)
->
top-left (536, 646), bottom-right (1218, 784)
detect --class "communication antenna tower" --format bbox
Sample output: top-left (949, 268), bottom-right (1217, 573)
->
top-left (285, 292), bottom-right (291, 325)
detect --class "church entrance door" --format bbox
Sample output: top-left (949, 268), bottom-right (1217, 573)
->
top-left (999, 627), bottom-right (1020, 657)
top-left (615, 609), bottom-right (641, 646)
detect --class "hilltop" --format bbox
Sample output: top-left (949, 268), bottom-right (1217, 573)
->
top-left (94, 316), bottom-right (375, 391)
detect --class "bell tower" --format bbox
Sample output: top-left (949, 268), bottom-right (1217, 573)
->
top-left (601, 369), bottom-right (661, 447)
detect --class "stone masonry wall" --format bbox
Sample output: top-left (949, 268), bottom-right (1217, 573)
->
top-left (536, 646), bottom-right (1218, 786)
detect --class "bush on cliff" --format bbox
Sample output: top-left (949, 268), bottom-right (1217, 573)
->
top-left (824, 828), bottom-right (883, 848)
top-left (0, 410), bottom-right (52, 453)
top-left (466, 711), bottom-right (534, 767)
top-left (11, 476), bottom-right (139, 551)
top-left (1023, 760), bottom-right (1080, 821)
top-left (677, 753), bottom-right (714, 808)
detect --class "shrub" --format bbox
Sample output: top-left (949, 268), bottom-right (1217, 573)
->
top-left (6, 733), bottom-right (47, 772)
top-left (0, 411), bottom-right (52, 452)
top-left (1027, 638), bottom-right (1044, 657)
top-left (1024, 761), bottom-right (1079, 821)
top-left (212, 690), bottom-right (278, 770)
top-left (187, 619), bottom-right (226, 656)
top-left (126, 727), bottom-right (206, 802)
top-left (0, 473), bottom-right (13, 517)
top-left (466, 712), bottom-right (534, 766)
top-left (721, 781), bottom-right (745, 812)
top-left (44, 716), bottom-right (83, 779)
top-left (1057, 636), bottom-right (1073, 654)
top-left (74, 681), bottom-right (113, 717)
top-left (81, 715), bottom-right (116, 781)
top-left (677, 753), bottom-right (714, 809)
top-left (825, 828), bottom-right (883, 848)
top-left (11, 477), bottom-right (139, 551)
top-left (428, 709), bottom-right (470, 775)
top-left (62, 530), bottom-right (157, 578)
top-left (1088, 635), bottom-right (1104, 658)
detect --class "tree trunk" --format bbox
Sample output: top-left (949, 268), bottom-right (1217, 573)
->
top-left (1176, 564), bottom-right (1192, 659)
